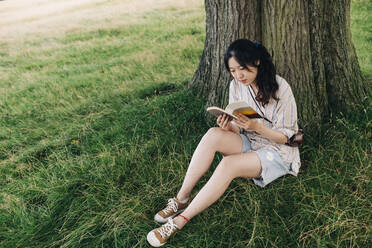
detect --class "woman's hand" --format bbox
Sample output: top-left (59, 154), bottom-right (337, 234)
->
top-left (234, 113), bottom-right (259, 131)
top-left (217, 114), bottom-right (232, 131)
top-left (235, 113), bottom-right (288, 144)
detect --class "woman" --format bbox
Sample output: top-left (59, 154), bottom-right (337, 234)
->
top-left (146, 39), bottom-right (301, 247)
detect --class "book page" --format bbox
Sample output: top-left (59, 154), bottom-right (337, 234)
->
top-left (225, 101), bottom-right (262, 119)
top-left (206, 101), bottom-right (262, 120)
top-left (206, 107), bottom-right (236, 119)
top-left (225, 101), bottom-right (252, 114)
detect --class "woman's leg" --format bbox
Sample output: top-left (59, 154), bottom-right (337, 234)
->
top-left (174, 152), bottom-right (261, 228)
top-left (176, 127), bottom-right (243, 201)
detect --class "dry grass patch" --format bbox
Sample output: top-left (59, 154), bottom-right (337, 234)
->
top-left (0, 0), bottom-right (203, 43)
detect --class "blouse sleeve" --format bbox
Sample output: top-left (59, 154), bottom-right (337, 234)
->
top-left (271, 85), bottom-right (298, 139)
top-left (228, 80), bottom-right (243, 131)
top-left (228, 80), bottom-right (239, 104)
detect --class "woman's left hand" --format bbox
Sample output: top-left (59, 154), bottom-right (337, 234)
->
top-left (234, 113), bottom-right (259, 131)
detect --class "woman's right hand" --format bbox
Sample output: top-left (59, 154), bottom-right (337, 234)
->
top-left (217, 114), bottom-right (232, 131)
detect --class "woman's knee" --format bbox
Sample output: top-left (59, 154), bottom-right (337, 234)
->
top-left (215, 156), bottom-right (239, 179)
top-left (206, 127), bottom-right (225, 136)
top-left (202, 127), bottom-right (225, 144)
top-left (216, 154), bottom-right (262, 179)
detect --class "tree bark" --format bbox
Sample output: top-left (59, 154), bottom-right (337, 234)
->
top-left (190, 0), bottom-right (261, 108)
top-left (189, 0), bottom-right (367, 126)
top-left (309, 0), bottom-right (366, 112)
top-left (261, 0), bottom-right (322, 124)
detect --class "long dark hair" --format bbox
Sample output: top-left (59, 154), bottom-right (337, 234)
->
top-left (224, 39), bottom-right (279, 106)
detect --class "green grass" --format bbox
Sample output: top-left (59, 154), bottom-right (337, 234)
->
top-left (0, 1), bottom-right (371, 247)
top-left (351, 0), bottom-right (372, 81)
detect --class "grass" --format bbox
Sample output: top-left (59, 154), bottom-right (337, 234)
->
top-left (351, 0), bottom-right (372, 81)
top-left (0, 0), bottom-right (371, 247)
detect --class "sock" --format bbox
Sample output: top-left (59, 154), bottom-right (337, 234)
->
top-left (177, 197), bottom-right (189, 204)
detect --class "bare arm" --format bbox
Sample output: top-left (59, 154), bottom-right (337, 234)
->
top-left (229, 122), bottom-right (240, 133)
top-left (234, 113), bottom-right (288, 144)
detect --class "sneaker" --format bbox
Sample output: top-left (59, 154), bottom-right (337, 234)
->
top-left (154, 197), bottom-right (189, 223)
top-left (147, 218), bottom-right (179, 247)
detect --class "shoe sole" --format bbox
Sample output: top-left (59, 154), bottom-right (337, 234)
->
top-left (147, 231), bottom-right (165, 247)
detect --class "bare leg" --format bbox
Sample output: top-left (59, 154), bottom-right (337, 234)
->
top-left (176, 127), bottom-right (243, 201)
top-left (174, 152), bottom-right (262, 228)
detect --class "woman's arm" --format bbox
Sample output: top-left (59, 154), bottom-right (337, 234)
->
top-left (252, 121), bottom-right (288, 144)
top-left (234, 113), bottom-right (288, 144)
top-left (229, 122), bottom-right (240, 133)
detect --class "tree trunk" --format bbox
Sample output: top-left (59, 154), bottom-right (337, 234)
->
top-left (190, 0), bottom-right (261, 109)
top-left (309, 0), bottom-right (366, 112)
top-left (189, 0), bottom-right (367, 126)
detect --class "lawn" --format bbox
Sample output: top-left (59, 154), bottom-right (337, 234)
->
top-left (0, 0), bottom-right (370, 247)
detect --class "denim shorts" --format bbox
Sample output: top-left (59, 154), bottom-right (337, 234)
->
top-left (239, 134), bottom-right (290, 188)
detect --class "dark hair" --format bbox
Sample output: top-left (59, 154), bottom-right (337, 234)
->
top-left (224, 39), bottom-right (279, 106)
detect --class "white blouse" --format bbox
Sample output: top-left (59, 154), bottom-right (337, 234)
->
top-left (229, 75), bottom-right (301, 176)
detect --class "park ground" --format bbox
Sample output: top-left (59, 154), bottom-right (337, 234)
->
top-left (0, 0), bottom-right (371, 247)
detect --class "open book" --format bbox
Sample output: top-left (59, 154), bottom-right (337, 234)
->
top-left (206, 101), bottom-right (262, 120)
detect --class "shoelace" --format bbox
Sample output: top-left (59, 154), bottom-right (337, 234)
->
top-left (162, 198), bottom-right (178, 215)
top-left (158, 218), bottom-right (178, 239)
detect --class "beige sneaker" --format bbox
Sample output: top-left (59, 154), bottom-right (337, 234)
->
top-left (154, 197), bottom-right (189, 223)
top-left (147, 218), bottom-right (179, 247)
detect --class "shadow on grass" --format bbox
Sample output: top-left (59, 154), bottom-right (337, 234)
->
top-left (1, 85), bottom-right (371, 247)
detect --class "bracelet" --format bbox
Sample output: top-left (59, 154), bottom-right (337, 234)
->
top-left (239, 127), bottom-right (245, 134)
top-left (178, 214), bottom-right (190, 223)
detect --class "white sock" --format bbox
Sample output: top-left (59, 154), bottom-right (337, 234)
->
top-left (177, 197), bottom-right (189, 204)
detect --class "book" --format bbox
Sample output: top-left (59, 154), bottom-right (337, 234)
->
top-left (206, 101), bottom-right (262, 120)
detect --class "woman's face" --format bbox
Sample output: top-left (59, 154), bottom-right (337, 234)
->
top-left (228, 57), bottom-right (258, 86)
